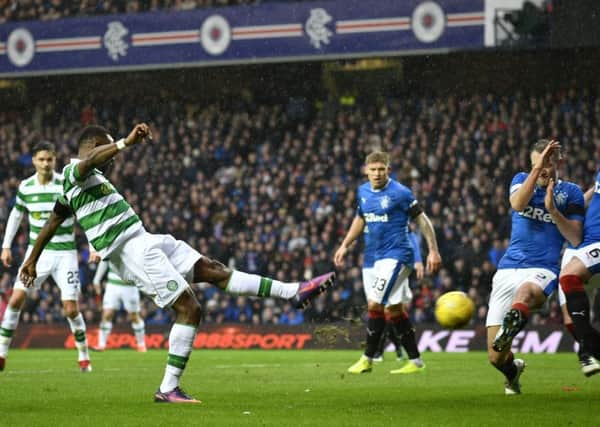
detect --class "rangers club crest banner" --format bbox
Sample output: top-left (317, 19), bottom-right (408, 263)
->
top-left (0, 0), bottom-right (484, 77)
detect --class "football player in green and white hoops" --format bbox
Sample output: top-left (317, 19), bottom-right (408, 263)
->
top-left (20, 123), bottom-right (335, 403)
top-left (0, 141), bottom-right (91, 372)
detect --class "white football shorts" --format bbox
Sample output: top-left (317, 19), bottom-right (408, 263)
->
top-left (486, 267), bottom-right (556, 327)
top-left (102, 283), bottom-right (142, 312)
top-left (14, 247), bottom-right (80, 301)
top-left (108, 230), bottom-right (201, 308)
top-left (362, 258), bottom-right (413, 306)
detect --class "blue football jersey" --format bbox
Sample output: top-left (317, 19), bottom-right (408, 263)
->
top-left (358, 179), bottom-right (417, 268)
top-left (582, 169), bottom-right (600, 246)
top-left (499, 172), bottom-right (584, 274)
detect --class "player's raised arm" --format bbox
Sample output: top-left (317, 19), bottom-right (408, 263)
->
top-left (76, 123), bottom-right (152, 178)
top-left (510, 140), bottom-right (560, 212)
top-left (334, 215), bottom-right (365, 267)
top-left (414, 212), bottom-right (441, 274)
top-left (19, 201), bottom-right (71, 287)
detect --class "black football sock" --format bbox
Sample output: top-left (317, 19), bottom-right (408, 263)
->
top-left (364, 311), bottom-right (386, 358)
top-left (384, 320), bottom-right (404, 357)
top-left (390, 314), bottom-right (420, 359)
top-left (561, 275), bottom-right (600, 356)
top-left (496, 352), bottom-right (517, 381)
top-left (375, 324), bottom-right (388, 355)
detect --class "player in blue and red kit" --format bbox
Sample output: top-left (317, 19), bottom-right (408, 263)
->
top-left (488, 140), bottom-right (585, 394)
top-left (559, 163), bottom-right (600, 374)
top-left (334, 151), bottom-right (441, 375)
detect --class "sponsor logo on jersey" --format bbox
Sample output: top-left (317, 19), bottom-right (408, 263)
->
top-left (518, 206), bottom-right (554, 223)
top-left (100, 183), bottom-right (113, 196)
top-left (31, 211), bottom-right (50, 220)
top-left (364, 213), bottom-right (389, 223)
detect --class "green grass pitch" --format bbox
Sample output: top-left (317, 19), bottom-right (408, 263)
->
top-left (0, 349), bottom-right (598, 426)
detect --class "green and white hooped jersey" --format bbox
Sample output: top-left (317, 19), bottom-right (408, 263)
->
top-left (62, 159), bottom-right (143, 258)
top-left (16, 172), bottom-right (76, 251)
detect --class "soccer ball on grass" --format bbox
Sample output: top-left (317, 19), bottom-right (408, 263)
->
top-left (434, 291), bottom-right (475, 329)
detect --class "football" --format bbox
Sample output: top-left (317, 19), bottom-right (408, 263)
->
top-left (434, 291), bottom-right (475, 329)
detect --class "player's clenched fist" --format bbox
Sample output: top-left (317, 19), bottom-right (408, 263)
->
top-left (125, 123), bottom-right (152, 147)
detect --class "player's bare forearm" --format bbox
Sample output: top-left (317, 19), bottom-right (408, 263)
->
top-left (415, 213), bottom-right (439, 253)
top-left (341, 216), bottom-right (365, 248)
top-left (584, 186), bottom-right (595, 209)
top-left (25, 212), bottom-right (66, 265)
top-left (77, 143), bottom-right (121, 178)
top-left (77, 123), bottom-right (151, 177)
top-left (509, 170), bottom-right (540, 212)
top-left (551, 213), bottom-right (583, 247)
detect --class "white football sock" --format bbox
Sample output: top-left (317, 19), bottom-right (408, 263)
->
top-left (160, 323), bottom-right (196, 393)
top-left (67, 313), bottom-right (89, 362)
top-left (98, 321), bottom-right (112, 348)
top-left (131, 319), bottom-right (146, 347)
top-left (225, 270), bottom-right (299, 299)
top-left (0, 307), bottom-right (20, 357)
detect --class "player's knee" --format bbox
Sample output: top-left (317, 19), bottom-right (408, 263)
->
top-left (559, 274), bottom-right (585, 294)
top-left (384, 304), bottom-right (404, 318)
top-left (61, 300), bottom-right (79, 318)
top-left (9, 291), bottom-right (26, 309)
top-left (367, 300), bottom-right (384, 312)
top-left (193, 257), bottom-right (231, 285)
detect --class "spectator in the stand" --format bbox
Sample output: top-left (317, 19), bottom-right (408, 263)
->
top-left (1, 87), bottom-right (600, 327)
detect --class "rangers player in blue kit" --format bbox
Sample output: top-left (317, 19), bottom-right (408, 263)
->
top-left (559, 162), bottom-right (600, 375)
top-left (334, 151), bottom-right (441, 375)
top-left (488, 140), bottom-right (585, 394)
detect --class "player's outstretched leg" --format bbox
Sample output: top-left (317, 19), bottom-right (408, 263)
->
top-left (291, 272), bottom-right (336, 309)
top-left (493, 304), bottom-right (528, 352)
top-left (154, 290), bottom-right (201, 404)
top-left (194, 258), bottom-right (335, 309)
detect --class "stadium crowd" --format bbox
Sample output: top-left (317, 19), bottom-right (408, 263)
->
top-left (1, 86), bottom-right (599, 328)
top-left (0, 0), bottom-right (293, 22)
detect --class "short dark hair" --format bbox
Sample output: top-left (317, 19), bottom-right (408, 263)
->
top-left (77, 125), bottom-right (111, 149)
top-left (32, 141), bottom-right (56, 156)
top-left (531, 139), bottom-right (550, 153)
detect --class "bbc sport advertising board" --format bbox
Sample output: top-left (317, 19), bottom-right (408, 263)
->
top-left (12, 323), bottom-right (578, 353)
top-left (0, 0), bottom-right (484, 77)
